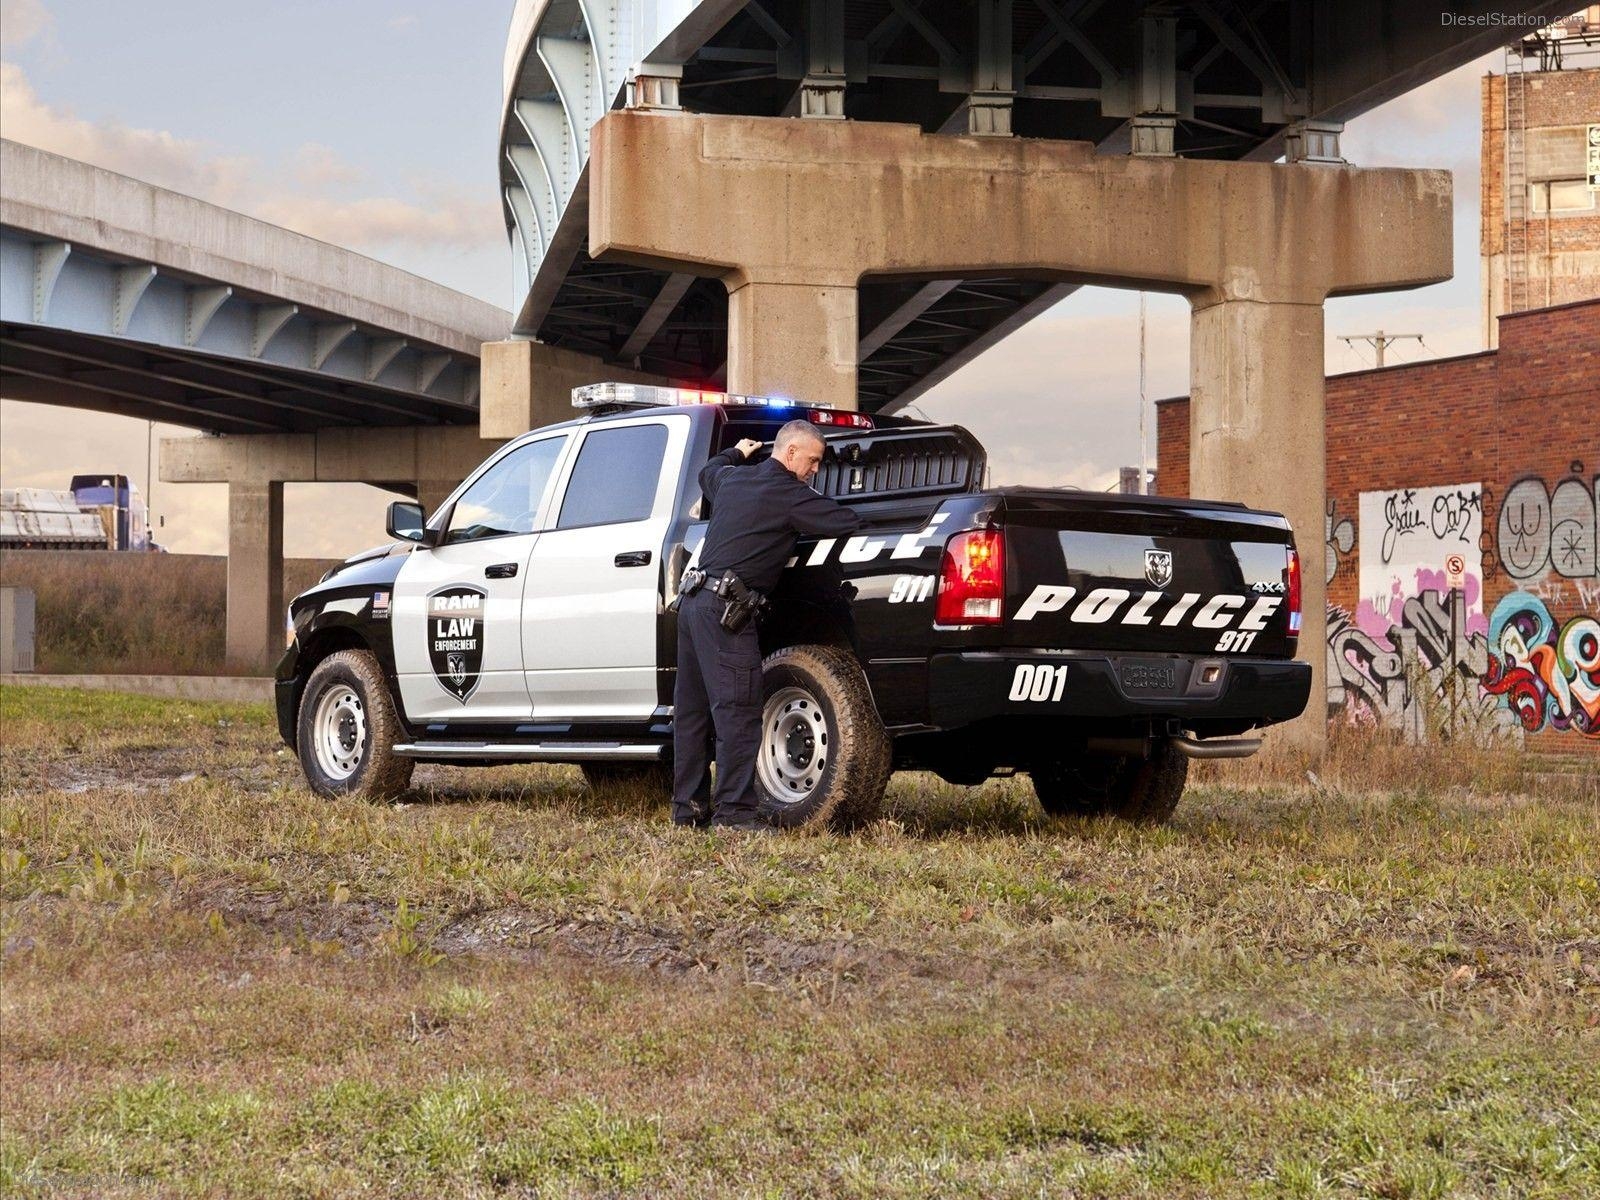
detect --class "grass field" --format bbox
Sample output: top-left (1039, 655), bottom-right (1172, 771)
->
top-left (1, 685), bottom-right (1596, 1198)
top-left (0, 553), bottom-right (337, 675)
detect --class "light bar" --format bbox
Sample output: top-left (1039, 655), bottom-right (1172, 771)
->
top-left (573, 382), bottom-right (821, 410)
top-left (571, 382), bottom-right (872, 428)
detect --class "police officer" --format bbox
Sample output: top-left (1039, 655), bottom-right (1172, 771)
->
top-left (673, 419), bottom-right (862, 830)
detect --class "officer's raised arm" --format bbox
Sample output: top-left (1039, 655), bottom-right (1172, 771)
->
top-left (698, 438), bottom-right (763, 504)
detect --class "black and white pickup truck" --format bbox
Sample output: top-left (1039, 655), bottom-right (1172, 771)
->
top-left (277, 383), bottom-right (1310, 827)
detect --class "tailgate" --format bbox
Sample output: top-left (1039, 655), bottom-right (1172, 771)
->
top-left (813, 426), bottom-right (984, 502)
top-left (1000, 492), bottom-right (1297, 658)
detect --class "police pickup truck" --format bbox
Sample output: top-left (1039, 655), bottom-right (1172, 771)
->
top-left (278, 383), bottom-right (1310, 827)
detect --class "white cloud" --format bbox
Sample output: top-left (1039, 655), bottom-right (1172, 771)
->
top-left (290, 141), bottom-right (366, 190)
top-left (0, 60), bottom-right (501, 256)
top-left (0, 0), bottom-right (52, 50)
top-left (0, 62), bottom-right (256, 206)
top-left (254, 190), bottom-right (501, 251)
top-left (919, 295), bottom-right (1192, 488)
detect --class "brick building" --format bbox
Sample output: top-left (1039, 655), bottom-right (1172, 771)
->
top-left (1157, 299), bottom-right (1599, 755)
top-left (1480, 12), bottom-right (1600, 347)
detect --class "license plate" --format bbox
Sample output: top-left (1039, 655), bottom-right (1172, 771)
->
top-left (1119, 659), bottom-right (1178, 693)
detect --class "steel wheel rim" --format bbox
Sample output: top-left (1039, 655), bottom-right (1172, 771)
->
top-left (312, 683), bottom-right (366, 781)
top-left (758, 685), bottom-right (829, 805)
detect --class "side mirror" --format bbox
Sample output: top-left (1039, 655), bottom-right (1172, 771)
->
top-left (386, 500), bottom-right (434, 545)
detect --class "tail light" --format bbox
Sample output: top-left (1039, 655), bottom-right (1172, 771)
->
top-left (1286, 546), bottom-right (1302, 639)
top-left (807, 409), bottom-right (873, 428)
top-left (935, 529), bottom-right (1005, 625)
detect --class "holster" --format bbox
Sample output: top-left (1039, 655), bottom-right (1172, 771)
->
top-left (711, 570), bottom-right (766, 633)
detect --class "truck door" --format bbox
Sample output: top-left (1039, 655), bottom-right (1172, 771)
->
top-left (391, 432), bottom-right (571, 722)
top-left (522, 414), bottom-right (689, 719)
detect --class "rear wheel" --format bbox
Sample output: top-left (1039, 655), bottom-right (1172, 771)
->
top-left (1030, 739), bottom-right (1188, 825)
top-left (755, 645), bottom-right (891, 830)
top-left (297, 649), bottom-right (413, 802)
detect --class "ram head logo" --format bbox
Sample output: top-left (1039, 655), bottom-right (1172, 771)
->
top-left (1144, 549), bottom-right (1174, 589)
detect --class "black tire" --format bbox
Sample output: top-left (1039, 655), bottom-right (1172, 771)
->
top-left (754, 644), bottom-right (891, 830)
top-left (581, 762), bottom-right (672, 799)
top-left (1030, 739), bottom-right (1188, 825)
top-left (296, 649), bottom-right (414, 802)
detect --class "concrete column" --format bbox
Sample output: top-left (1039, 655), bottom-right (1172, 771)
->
top-left (479, 338), bottom-right (667, 438)
top-left (1188, 297), bottom-right (1327, 755)
top-left (226, 480), bottom-right (284, 673)
top-left (726, 278), bottom-right (858, 409)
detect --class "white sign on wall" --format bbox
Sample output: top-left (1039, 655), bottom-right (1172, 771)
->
top-left (1357, 482), bottom-right (1484, 636)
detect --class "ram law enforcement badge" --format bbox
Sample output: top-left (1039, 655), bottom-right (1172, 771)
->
top-left (427, 585), bottom-right (486, 702)
top-left (1144, 549), bottom-right (1174, 588)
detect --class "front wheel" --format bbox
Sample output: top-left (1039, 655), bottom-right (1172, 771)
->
top-left (1030, 739), bottom-right (1188, 825)
top-left (755, 645), bottom-right (891, 830)
top-left (296, 649), bottom-right (413, 801)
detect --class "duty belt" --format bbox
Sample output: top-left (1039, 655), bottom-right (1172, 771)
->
top-left (667, 566), bottom-right (708, 613)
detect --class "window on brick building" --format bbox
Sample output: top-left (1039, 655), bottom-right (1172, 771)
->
top-left (1529, 180), bottom-right (1596, 213)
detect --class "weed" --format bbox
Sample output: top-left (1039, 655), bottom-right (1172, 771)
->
top-left (1, 686), bottom-right (1596, 1196)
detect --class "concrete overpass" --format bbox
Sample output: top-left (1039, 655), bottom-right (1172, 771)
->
top-left (501, 0), bottom-right (1576, 410)
top-left (2, 140), bottom-right (499, 432)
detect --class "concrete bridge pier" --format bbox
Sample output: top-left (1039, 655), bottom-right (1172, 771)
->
top-left (226, 481), bottom-right (284, 674)
top-left (164, 426), bottom-right (506, 672)
top-left (1188, 296), bottom-right (1330, 740)
top-left (727, 276), bottom-right (858, 407)
top-left (589, 111), bottom-right (1453, 755)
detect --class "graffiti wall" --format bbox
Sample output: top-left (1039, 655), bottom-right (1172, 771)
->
top-left (1326, 466), bottom-right (1599, 746)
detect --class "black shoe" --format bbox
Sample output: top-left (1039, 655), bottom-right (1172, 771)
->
top-left (671, 808), bottom-right (712, 829)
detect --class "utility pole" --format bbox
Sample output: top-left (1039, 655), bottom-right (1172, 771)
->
top-left (1137, 292), bottom-right (1148, 494)
top-left (1338, 329), bottom-right (1423, 368)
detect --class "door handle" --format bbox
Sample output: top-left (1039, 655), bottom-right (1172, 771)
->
top-left (485, 562), bottom-right (518, 579)
top-left (615, 550), bottom-right (652, 568)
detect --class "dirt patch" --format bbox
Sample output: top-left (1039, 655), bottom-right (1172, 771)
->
top-left (170, 881), bottom-right (937, 996)
top-left (178, 881), bottom-right (395, 953)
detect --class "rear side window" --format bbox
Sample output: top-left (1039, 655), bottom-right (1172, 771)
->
top-left (558, 424), bottom-right (669, 528)
top-left (445, 436), bottom-right (566, 543)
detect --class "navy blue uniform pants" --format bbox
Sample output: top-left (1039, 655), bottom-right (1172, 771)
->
top-left (672, 588), bottom-right (763, 824)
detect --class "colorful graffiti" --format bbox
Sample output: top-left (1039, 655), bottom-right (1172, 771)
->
top-left (1324, 472), bottom-right (1599, 746)
top-left (1482, 593), bottom-right (1600, 739)
top-left (1327, 590), bottom-right (1513, 741)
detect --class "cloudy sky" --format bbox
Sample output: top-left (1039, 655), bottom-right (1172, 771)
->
top-left (1, 0), bottom-right (1496, 558)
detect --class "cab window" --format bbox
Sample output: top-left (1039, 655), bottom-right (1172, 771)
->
top-left (557, 424), bottom-right (669, 528)
top-left (445, 436), bottom-right (566, 543)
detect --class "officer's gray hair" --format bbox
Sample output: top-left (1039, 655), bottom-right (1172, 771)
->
top-left (773, 419), bottom-right (824, 456)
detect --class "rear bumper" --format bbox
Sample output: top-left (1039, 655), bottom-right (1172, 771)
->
top-left (926, 650), bottom-right (1311, 731)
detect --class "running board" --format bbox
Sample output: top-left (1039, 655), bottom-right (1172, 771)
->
top-left (393, 741), bottom-right (667, 762)
top-left (1172, 734), bottom-right (1262, 760)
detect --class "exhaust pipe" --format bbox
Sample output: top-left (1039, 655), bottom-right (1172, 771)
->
top-left (1172, 733), bottom-right (1262, 760)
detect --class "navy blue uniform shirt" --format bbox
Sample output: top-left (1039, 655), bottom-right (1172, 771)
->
top-left (696, 446), bottom-right (862, 594)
